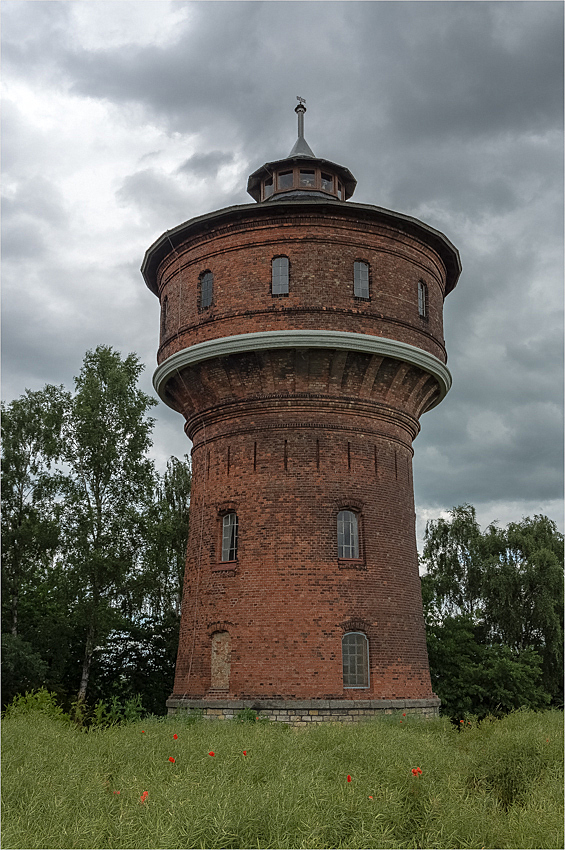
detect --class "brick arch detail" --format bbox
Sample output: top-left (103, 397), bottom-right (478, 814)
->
top-left (217, 501), bottom-right (238, 514)
top-left (206, 621), bottom-right (235, 637)
top-left (340, 618), bottom-right (372, 633)
top-left (332, 498), bottom-right (365, 514)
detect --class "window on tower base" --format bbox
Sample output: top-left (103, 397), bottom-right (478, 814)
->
top-left (337, 510), bottom-right (359, 558)
top-left (221, 512), bottom-right (238, 562)
top-left (342, 632), bottom-right (369, 688)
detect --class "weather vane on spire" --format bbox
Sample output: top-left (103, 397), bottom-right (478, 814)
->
top-left (296, 96), bottom-right (306, 106)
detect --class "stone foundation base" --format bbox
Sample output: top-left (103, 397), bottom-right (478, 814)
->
top-left (166, 696), bottom-right (441, 725)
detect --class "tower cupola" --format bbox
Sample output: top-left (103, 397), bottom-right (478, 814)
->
top-left (247, 97), bottom-right (357, 203)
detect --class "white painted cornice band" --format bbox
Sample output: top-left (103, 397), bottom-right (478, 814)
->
top-left (153, 330), bottom-right (452, 410)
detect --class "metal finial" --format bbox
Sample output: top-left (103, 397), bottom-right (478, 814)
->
top-left (295, 97), bottom-right (306, 138)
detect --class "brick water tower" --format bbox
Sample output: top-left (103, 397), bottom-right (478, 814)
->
top-left (142, 101), bottom-right (461, 723)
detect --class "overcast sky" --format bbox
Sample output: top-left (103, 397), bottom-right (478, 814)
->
top-left (2, 0), bottom-right (563, 549)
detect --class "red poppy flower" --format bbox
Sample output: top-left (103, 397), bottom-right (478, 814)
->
top-left (209, 751), bottom-right (215, 757)
top-left (243, 750), bottom-right (247, 756)
top-left (173, 734), bottom-right (178, 739)
top-left (347, 775), bottom-right (352, 782)
top-left (141, 730), bottom-right (145, 734)
top-left (168, 757), bottom-right (175, 763)
top-left (460, 719), bottom-right (464, 724)
top-left (403, 713), bottom-right (406, 717)
top-left (368, 795), bottom-right (373, 800)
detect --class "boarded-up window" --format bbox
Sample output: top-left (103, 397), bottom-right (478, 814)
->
top-left (211, 631), bottom-right (231, 690)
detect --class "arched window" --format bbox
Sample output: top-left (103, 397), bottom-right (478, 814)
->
top-left (342, 632), bottom-right (369, 688)
top-left (222, 512), bottom-right (238, 561)
top-left (272, 256), bottom-right (289, 295)
top-left (200, 271), bottom-right (213, 309)
top-left (418, 279), bottom-right (428, 318)
top-left (337, 510), bottom-right (359, 559)
top-left (354, 261), bottom-right (370, 299)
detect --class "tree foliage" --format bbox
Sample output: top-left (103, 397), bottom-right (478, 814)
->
top-left (422, 505), bottom-right (564, 718)
top-left (1, 387), bottom-right (66, 637)
top-left (1, 347), bottom-right (190, 714)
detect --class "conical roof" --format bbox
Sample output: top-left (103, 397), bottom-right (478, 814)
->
top-left (288, 135), bottom-right (316, 158)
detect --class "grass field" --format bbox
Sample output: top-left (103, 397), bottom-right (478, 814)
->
top-left (1, 707), bottom-right (563, 849)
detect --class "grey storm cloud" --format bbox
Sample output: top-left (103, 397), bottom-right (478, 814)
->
top-left (177, 151), bottom-right (235, 179)
top-left (1, 0), bottom-right (563, 544)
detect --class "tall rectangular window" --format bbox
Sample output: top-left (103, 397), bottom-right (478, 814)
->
top-left (338, 510), bottom-right (359, 559)
top-left (272, 256), bottom-right (289, 295)
top-left (222, 513), bottom-right (238, 561)
top-left (342, 632), bottom-right (369, 688)
top-left (354, 262), bottom-right (370, 299)
top-left (418, 280), bottom-right (428, 318)
top-left (200, 271), bottom-right (213, 309)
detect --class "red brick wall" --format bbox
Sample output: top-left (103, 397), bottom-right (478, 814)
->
top-left (157, 208), bottom-right (447, 366)
top-left (149, 200), bottom-right (452, 702)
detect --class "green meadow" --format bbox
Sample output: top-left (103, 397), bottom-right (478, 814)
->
top-left (2, 706), bottom-right (563, 850)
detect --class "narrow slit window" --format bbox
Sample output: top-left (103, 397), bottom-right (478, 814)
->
top-left (354, 262), bottom-right (370, 299)
top-left (200, 271), bottom-right (213, 309)
top-left (337, 510), bottom-right (359, 559)
top-left (161, 295), bottom-right (168, 335)
top-left (272, 256), bottom-right (289, 295)
top-left (222, 513), bottom-right (238, 561)
top-left (263, 176), bottom-right (274, 199)
top-left (342, 632), bottom-right (369, 688)
top-left (418, 280), bottom-right (428, 318)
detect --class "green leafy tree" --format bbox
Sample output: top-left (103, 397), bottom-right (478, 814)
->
top-left (483, 516), bottom-right (564, 702)
top-left (58, 345), bottom-right (157, 705)
top-left (1, 633), bottom-right (49, 706)
top-left (1, 387), bottom-right (66, 638)
top-left (425, 615), bottom-right (549, 719)
top-left (141, 454), bottom-right (190, 616)
top-left (422, 506), bottom-right (564, 716)
top-left (421, 504), bottom-right (485, 620)
top-left (89, 455), bottom-right (191, 714)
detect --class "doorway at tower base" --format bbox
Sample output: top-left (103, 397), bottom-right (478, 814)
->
top-left (165, 696), bottom-right (441, 724)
